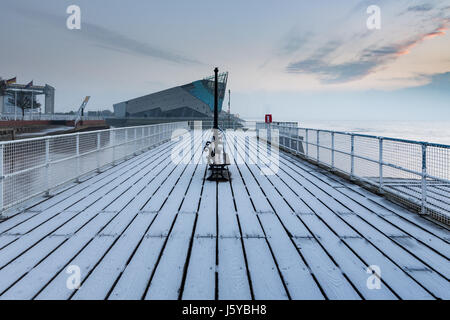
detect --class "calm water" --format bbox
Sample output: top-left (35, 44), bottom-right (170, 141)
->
top-left (296, 121), bottom-right (450, 146)
top-left (246, 120), bottom-right (450, 146)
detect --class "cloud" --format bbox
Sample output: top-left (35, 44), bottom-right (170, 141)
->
top-left (287, 58), bottom-right (378, 84)
top-left (411, 71), bottom-right (450, 91)
top-left (286, 19), bottom-right (449, 83)
top-left (280, 33), bottom-right (310, 55)
top-left (406, 3), bottom-right (434, 12)
top-left (6, 3), bottom-right (200, 65)
top-left (79, 22), bottom-right (201, 65)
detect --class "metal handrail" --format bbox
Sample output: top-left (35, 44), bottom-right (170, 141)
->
top-left (0, 121), bottom-right (189, 213)
top-left (256, 122), bottom-right (450, 223)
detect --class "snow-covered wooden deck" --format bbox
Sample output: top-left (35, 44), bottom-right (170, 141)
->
top-left (0, 130), bottom-right (448, 300)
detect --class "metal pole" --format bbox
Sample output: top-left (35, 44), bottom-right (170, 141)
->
top-left (97, 132), bottom-right (101, 172)
top-left (134, 127), bottom-right (138, 155)
top-left (213, 67), bottom-right (219, 130)
top-left (305, 129), bottom-right (309, 158)
top-left (379, 138), bottom-right (383, 192)
top-left (14, 92), bottom-right (17, 121)
top-left (331, 132), bottom-right (335, 170)
top-left (421, 144), bottom-right (427, 215)
top-left (111, 130), bottom-right (116, 165)
top-left (76, 134), bottom-right (80, 181)
top-left (350, 135), bottom-right (355, 179)
top-left (125, 129), bottom-right (129, 158)
top-left (45, 138), bottom-right (50, 195)
top-left (317, 130), bottom-right (320, 163)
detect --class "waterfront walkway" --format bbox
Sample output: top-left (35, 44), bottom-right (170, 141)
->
top-left (0, 130), bottom-right (448, 300)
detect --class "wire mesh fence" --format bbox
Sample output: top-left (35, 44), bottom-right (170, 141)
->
top-left (0, 122), bottom-right (189, 213)
top-left (256, 123), bottom-right (450, 224)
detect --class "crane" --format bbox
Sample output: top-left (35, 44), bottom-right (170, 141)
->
top-left (74, 96), bottom-right (90, 127)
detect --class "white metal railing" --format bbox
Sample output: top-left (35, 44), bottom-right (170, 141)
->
top-left (0, 121), bottom-right (189, 213)
top-left (256, 123), bottom-right (450, 224)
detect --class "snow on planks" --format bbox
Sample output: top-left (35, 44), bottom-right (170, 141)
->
top-left (0, 130), bottom-right (449, 300)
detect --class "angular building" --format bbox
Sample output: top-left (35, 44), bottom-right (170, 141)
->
top-left (113, 72), bottom-right (228, 119)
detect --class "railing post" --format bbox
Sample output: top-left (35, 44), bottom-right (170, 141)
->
top-left (125, 129), bottom-right (128, 158)
top-left (379, 138), bottom-right (383, 192)
top-left (111, 129), bottom-right (116, 165)
top-left (141, 127), bottom-right (144, 151)
top-left (305, 129), bottom-right (309, 159)
top-left (350, 134), bottom-right (355, 179)
top-left (317, 130), bottom-right (320, 163)
top-left (76, 134), bottom-right (80, 182)
top-left (331, 132), bottom-right (335, 170)
top-left (0, 144), bottom-right (4, 212)
top-left (134, 127), bottom-right (138, 155)
top-left (421, 144), bottom-right (428, 215)
top-left (97, 132), bottom-right (101, 172)
top-left (45, 138), bottom-right (50, 195)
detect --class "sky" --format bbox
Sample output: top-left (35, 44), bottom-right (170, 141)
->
top-left (0, 0), bottom-right (449, 121)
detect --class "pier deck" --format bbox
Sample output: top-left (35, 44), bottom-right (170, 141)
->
top-left (0, 130), bottom-right (448, 300)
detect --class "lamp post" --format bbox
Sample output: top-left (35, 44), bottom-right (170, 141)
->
top-left (206, 67), bottom-right (230, 181)
top-left (213, 67), bottom-right (218, 130)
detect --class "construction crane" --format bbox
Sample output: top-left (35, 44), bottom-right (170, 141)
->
top-left (74, 96), bottom-right (90, 127)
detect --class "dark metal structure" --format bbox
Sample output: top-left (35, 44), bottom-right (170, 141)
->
top-left (206, 67), bottom-right (230, 181)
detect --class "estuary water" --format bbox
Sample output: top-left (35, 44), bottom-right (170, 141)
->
top-left (292, 121), bottom-right (450, 146)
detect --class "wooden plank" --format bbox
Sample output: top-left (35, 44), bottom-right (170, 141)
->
top-left (30, 141), bottom-right (172, 213)
top-left (194, 180), bottom-right (216, 237)
top-left (227, 164), bottom-right (264, 238)
top-left (338, 213), bottom-right (450, 299)
top-left (235, 134), bottom-right (357, 300)
top-left (0, 141), bottom-right (173, 265)
top-left (286, 166), bottom-right (450, 280)
top-left (268, 145), bottom-right (450, 281)
top-left (217, 175), bottom-right (252, 300)
top-left (226, 133), bottom-right (288, 300)
top-left (281, 152), bottom-right (450, 240)
top-left (217, 182), bottom-right (240, 238)
top-left (276, 153), bottom-right (450, 297)
top-left (108, 134), bottom-right (206, 300)
top-left (0, 234), bottom-right (19, 249)
top-left (336, 187), bottom-right (450, 258)
top-left (297, 214), bottom-right (430, 299)
top-left (240, 238), bottom-right (288, 300)
top-left (1, 150), bottom-right (173, 298)
top-left (108, 236), bottom-right (165, 300)
top-left (72, 213), bottom-right (157, 300)
top-left (0, 208), bottom-right (100, 295)
top-left (218, 238), bottom-right (252, 300)
top-left (110, 165), bottom-right (205, 299)
top-left (182, 237), bottom-right (216, 300)
top-left (36, 211), bottom-right (142, 300)
top-left (346, 185), bottom-right (450, 240)
top-left (244, 134), bottom-right (437, 299)
top-left (145, 213), bottom-right (196, 300)
top-left (35, 139), bottom-right (193, 300)
top-left (1, 211), bottom-right (118, 300)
